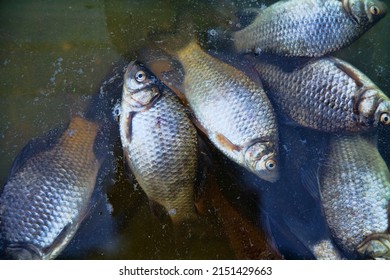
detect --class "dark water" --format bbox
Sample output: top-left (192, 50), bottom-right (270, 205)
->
top-left (0, 0), bottom-right (389, 259)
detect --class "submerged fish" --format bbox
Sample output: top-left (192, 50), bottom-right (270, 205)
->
top-left (253, 56), bottom-right (390, 133)
top-left (320, 134), bottom-right (390, 259)
top-left (233, 0), bottom-right (387, 57)
top-left (176, 41), bottom-right (279, 183)
top-left (243, 124), bottom-right (344, 259)
top-left (196, 172), bottom-right (282, 260)
top-left (0, 117), bottom-right (102, 260)
top-left (120, 61), bottom-right (198, 224)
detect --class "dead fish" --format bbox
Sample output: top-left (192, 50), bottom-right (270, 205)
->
top-left (120, 61), bottom-right (198, 225)
top-left (252, 56), bottom-right (390, 133)
top-left (233, 0), bottom-right (387, 57)
top-left (201, 178), bottom-right (282, 259)
top-left (177, 41), bottom-right (279, 183)
top-left (320, 133), bottom-right (390, 259)
top-left (0, 117), bottom-right (102, 260)
top-left (251, 124), bottom-right (345, 259)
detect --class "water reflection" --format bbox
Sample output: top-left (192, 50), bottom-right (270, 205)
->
top-left (0, 0), bottom-right (389, 259)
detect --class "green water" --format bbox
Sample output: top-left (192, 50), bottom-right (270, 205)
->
top-left (1, 0), bottom-right (390, 260)
top-left (0, 0), bottom-right (241, 260)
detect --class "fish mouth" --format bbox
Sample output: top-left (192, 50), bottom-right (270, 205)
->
top-left (122, 61), bottom-right (162, 110)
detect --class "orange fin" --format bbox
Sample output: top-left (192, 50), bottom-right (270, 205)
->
top-left (216, 133), bottom-right (241, 152)
top-left (199, 172), bottom-right (282, 259)
top-left (190, 118), bottom-right (241, 152)
top-left (60, 117), bottom-right (99, 149)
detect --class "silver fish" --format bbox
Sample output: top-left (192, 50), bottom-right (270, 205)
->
top-left (253, 56), bottom-right (390, 133)
top-left (233, 0), bottom-right (387, 57)
top-left (120, 61), bottom-right (198, 224)
top-left (176, 41), bottom-right (279, 183)
top-left (320, 134), bottom-right (390, 259)
top-left (0, 117), bottom-right (102, 260)
top-left (274, 125), bottom-right (345, 259)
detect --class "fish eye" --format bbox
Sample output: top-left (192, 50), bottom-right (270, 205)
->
top-left (265, 159), bottom-right (277, 171)
top-left (380, 112), bottom-right (390, 125)
top-left (370, 6), bottom-right (380, 15)
top-left (135, 70), bottom-right (146, 82)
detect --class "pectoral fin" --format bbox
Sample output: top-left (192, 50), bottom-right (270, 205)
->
top-left (216, 133), bottom-right (241, 152)
top-left (332, 59), bottom-right (364, 87)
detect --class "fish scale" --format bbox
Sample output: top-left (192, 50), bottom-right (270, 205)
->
top-left (234, 0), bottom-right (387, 57)
top-left (253, 56), bottom-right (390, 133)
top-left (0, 117), bottom-right (101, 259)
top-left (177, 42), bottom-right (279, 183)
top-left (128, 91), bottom-right (197, 197)
top-left (321, 134), bottom-right (390, 258)
top-left (120, 62), bottom-right (198, 224)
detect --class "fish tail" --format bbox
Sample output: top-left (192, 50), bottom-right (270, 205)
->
top-left (170, 210), bottom-right (198, 226)
top-left (176, 40), bottom-right (204, 61)
top-left (167, 199), bottom-right (198, 226)
top-left (59, 117), bottom-right (99, 150)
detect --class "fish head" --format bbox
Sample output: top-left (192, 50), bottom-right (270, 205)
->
top-left (358, 89), bottom-right (390, 128)
top-left (363, 0), bottom-right (388, 23)
top-left (244, 141), bottom-right (280, 183)
top-left (344, 0), bottom-right (387, 25)
top-left (375, 98), bottom-right (390, 128)
top-left (122, 61), bottom-right (160, 109)
top-left (2, 243), bottom-right (42, 260)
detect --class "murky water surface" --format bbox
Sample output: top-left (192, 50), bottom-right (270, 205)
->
top-left (0, 0), bottom-right (389, 259)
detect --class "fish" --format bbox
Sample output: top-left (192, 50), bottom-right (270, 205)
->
top-left (320, 133), bottom-right (390, 259)
top-left (120, 61), bottom-right (199, 225)
top-left (176, 41), bottom-right (280, 183)
top-left (233, 0), bottom-right (388, 57)
top-left (252, 56), bottom-right (390, 133)
top-left (239, 124), bottom-right (345, 259)
top-left (0, 116), bottom-right (103, 260)
top-left (196, 172), bottom-right (282, 260)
